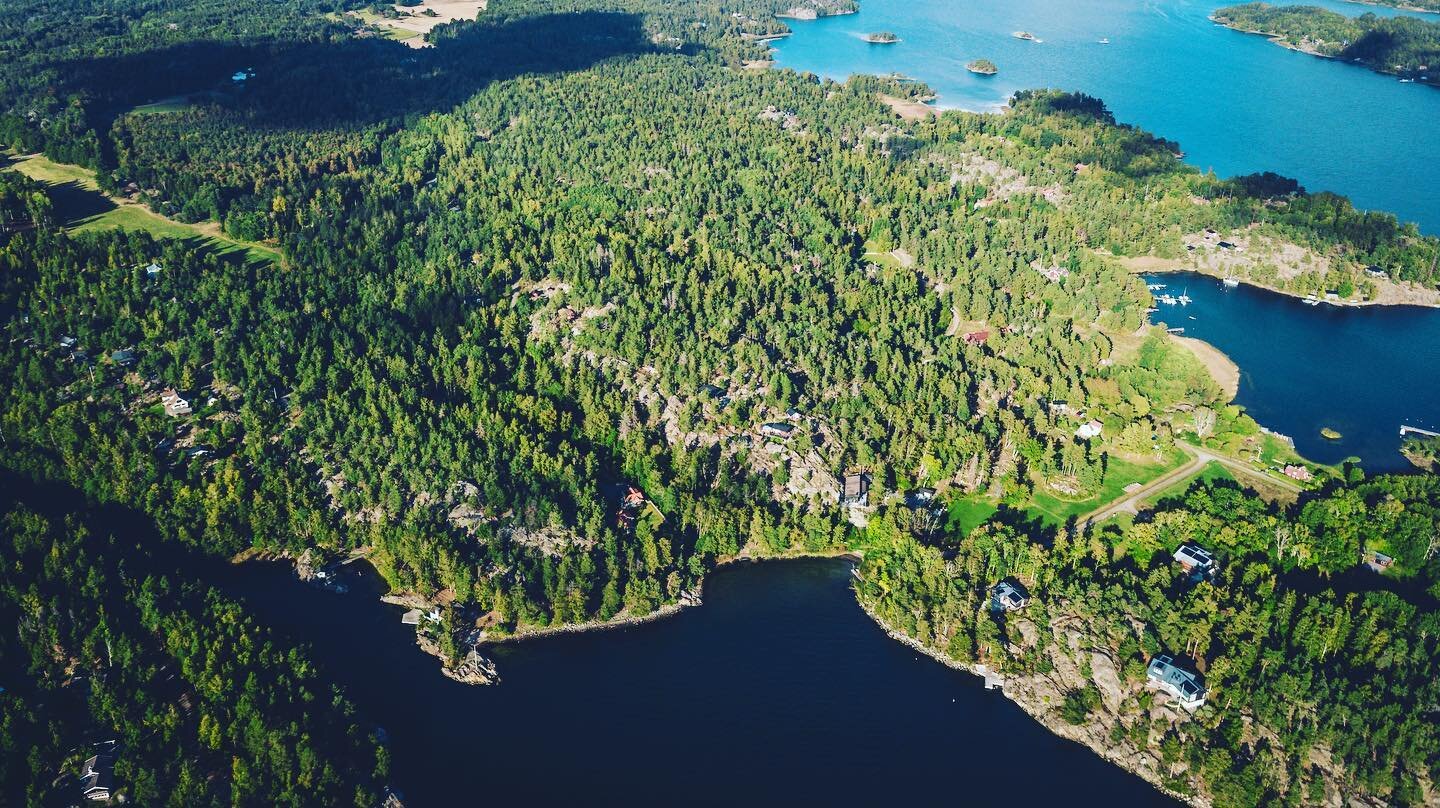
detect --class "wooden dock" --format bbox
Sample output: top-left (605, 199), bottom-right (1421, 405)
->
top-left (1400, 425), bottom-right (1440, 438)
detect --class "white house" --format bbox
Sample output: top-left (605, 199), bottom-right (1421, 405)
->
top-left (1075, 420), bottom-right (1103, 440)
top-left (1147, 655), bottom-right (1207, 710)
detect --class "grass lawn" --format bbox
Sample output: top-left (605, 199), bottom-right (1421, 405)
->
top-left (860, 239), bottom-right (903, 270)
top-left (946, 494), bottom-right (1000, 536)
top-left (4, 152), bottom-right (280, 265)
top-left (1027, 448), bottom-right (1189, 527)
top-left (128, 97), bottom-right (194, 115)
top-left (1144, 461), bottom-right (1234, 508)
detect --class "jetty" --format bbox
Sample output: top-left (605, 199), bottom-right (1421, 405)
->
top-left (1400, 425), bottom-right (1440, 438)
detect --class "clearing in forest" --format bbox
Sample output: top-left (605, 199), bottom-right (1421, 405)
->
top-left (2, 152), bottom-right (280, 265)
top-left (349, 0), bottom-right (488, 47)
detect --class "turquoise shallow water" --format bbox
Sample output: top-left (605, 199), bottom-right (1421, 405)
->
top-left (772, 0), bottom-right (1440, 233)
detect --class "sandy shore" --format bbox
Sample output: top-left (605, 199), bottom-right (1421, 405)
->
top-left (880, 93), bottom-right (939, 121)
top-left (1171, 335), bottom-right (1239, 401)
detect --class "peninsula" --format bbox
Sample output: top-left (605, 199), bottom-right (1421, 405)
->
top-left (1214, 3), bottom-right (1440, 83)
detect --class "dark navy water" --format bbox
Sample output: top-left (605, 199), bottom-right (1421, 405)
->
top-left (1145, 273), bottom-right (1440, 470)
top-left (772, 0), bottom-right (1440, 233)
top-left (228, 559), bottom-right (1175, 806)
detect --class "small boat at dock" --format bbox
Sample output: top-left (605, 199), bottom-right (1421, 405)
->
top-left (1147, 283), bottom-right (1166, 290)
top-left (1166, 327), bottom-right (1185, 334)
top-left (1158, 294), bottom-right (1178, 305)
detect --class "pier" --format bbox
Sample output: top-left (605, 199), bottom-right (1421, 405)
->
top-left (1400, 425), bottom-right (1440, 438)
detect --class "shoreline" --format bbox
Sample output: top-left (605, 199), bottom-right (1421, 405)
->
top-left (1344, 0), bottom-right (1440, 13)
top-left (478, 549), bottom-right (863, 647)
top-left (1133, 262), bottom-right (1440, 310)
top-left (1211, 16), bottom-right (1439, 86)
top-left (852, 595), bottom-right (1204, 807)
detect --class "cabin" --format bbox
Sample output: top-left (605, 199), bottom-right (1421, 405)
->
top-left (840, 473), bottom-right (871, 507)
top-left (1173, 543), bottom-right (1215, 577)
top-left (109, 349), bottom-right (137, 367)
top-left (160, 389), bottom-right (191, 417)
top-left (785, 408), bottom-right (804, 421)
top-left (1282, 464), bottom-right (1313, 482)
top-left (760, 422), bottom-right (794, 439)
top-left (1048, 400), bottom-right (1070, 415)
top-left (59, 336), bottom-right (78, 350)
top-left (1074, 420), bottom-right (1103, 440)
top-left (1146, 655), bottom-right (1206, 710)
top-left (1217, 241), bottom-right (1235, 250)
top-left (990, 581), bottom-right (1030, 612)
top-left (962, 329), bottom-right (990, 346)
top-left (144, 262), bottom-right (163, 277)
top-left (1365, 265), bottom-right (1387, 278)
top-left (1363, 549), bottom-right (1394, 574)
top-left (80, 754), bottom-right (114, 801)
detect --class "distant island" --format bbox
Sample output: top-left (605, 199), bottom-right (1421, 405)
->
top-left (1213, 3), bottom-right (1440, 83)
top-left (1347, 0), bottom-right (1440, 12)
top-left (966, 58), bottom-right (998, 75)
top-left (862, 31), bottom-right (900, 44)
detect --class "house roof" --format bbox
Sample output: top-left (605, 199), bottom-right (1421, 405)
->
top-left (843, 473), bottom-right (869, 498)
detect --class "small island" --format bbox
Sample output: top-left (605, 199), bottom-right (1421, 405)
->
top-left (862, 31), bottom-right (900, 44)
top-left (966, 58), bottom-right (998, 75)
top-left (1321, 427), bottom-right (1343, 440)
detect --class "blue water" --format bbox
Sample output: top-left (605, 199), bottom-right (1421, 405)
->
top-left (226, 559), bottom-right (1176, 806)
top-left (1146, 273), bottom-right (1440, 471)
top-left (772, 0), bottom-right (1440, 233)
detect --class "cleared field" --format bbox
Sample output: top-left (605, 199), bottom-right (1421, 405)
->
top-left (346, 0), bottom-right (486, 47)
top-left (3, 152), bottom-right (280, 265)
top-left (1028, 448), bottom-right (1189, 527)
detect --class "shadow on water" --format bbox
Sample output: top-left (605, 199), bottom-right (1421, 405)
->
top-left (44, 11), bottom-right (665, 134)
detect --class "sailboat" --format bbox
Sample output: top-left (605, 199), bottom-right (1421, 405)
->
top-left (1098, 37), bottom-right (1110, 45)
top-left (1178, 287), bottom-right (1192, 305)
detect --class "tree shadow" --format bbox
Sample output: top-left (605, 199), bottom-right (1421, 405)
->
top-left (0, 154), bottom-right (117, 224)
top-left (44, 11), bottom-right (666, 134)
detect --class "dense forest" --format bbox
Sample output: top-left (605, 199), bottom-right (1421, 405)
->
top-left (0, 476), bottom-right (387, 805)
top-left (1214, 3), bottom-right (1440, 79)
top-left (2, 0), bottom-right (1439, 804)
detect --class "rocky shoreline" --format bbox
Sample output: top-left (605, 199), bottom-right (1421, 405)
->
top-left (852, 595), bottom-right (1207, 807)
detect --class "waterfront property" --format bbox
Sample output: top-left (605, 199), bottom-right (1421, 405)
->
top-left (991, 581), bottom-right (1030, 612)
top-left (1147, 655), bottom-right (1207, 711)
